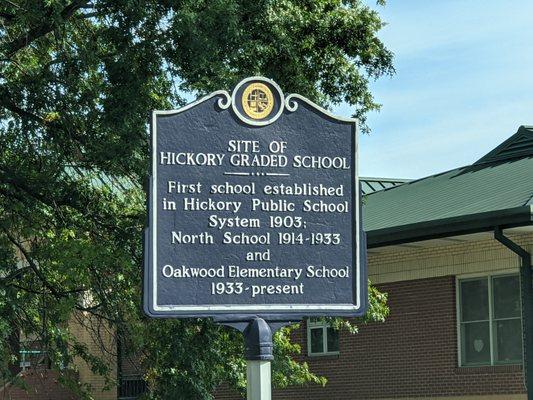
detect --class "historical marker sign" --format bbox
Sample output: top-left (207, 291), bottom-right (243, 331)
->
top-left (144, 77), bottom-right (367, 320)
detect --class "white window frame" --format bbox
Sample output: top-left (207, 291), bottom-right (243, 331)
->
top-left (456, 270), bottom-right (523, 367)
top-left (307, 318), bottom-right (340, 357)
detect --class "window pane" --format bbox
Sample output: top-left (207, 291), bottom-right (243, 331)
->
top-left (494, 319), bottom-right (522, 363)
top-left (461, 321), bottom-right (490, 365)
top-left (460, 278), bottom-right (489, 322)
top-left (310, 328), bottom-right (324, 354)
top-left (493, 275), bottom-right (521, 319)
top-left (326, 327), bottom-right (339, 352)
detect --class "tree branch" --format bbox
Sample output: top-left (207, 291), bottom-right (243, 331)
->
top-left (0, 266), bottom-right (30, 285)
top-left (2, 230), bottom-right (64, 299)
top-left (76, 11), bottom-right (101, 19)
top-left (0, 86), bottom-right (44, 123)
top-left (2, 0), bottom-right (89, 58)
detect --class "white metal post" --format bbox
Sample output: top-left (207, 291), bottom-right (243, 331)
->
top-left (246, 360), bottom-right (272, 400)
top-left (242, 318), bottom-right (274, 400)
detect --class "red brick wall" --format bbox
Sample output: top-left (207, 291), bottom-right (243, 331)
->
top-left (0, 368), bottom-right (79, 400)
top-left (215, 276), bottom-right (526, 399)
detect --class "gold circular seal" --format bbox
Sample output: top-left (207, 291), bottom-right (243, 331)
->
top-left (242, 83), bottom-right (274, 120)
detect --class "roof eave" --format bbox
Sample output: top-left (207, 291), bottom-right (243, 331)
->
top-left (366, 205), bottom-right (533, 249)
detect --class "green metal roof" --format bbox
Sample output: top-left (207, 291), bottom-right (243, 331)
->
top-left (363, 126), bottom-right (533, 246)
top-left (474, 126), bottom-right (533, 165)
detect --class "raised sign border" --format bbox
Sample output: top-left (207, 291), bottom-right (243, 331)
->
top-left (144, 77), bottom-right (367, 320)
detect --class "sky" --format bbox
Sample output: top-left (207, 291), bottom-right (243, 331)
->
top-left (334, 0), bottom-right (533, 179)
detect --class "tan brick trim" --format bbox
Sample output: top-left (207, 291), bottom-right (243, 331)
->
top-left (368, 235), bottom-right (533, 284)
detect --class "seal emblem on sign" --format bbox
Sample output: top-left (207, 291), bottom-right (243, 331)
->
top-left (242, 82), bottom-right (274, 120)
top-left (229, 77), bottom-right (285, 126)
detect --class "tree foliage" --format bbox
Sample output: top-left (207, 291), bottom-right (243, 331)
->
top-left (0, 0), bottom-right (392, 398)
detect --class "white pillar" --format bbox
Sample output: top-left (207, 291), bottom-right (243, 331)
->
top-left (246, 360), bottom-right (271, 400)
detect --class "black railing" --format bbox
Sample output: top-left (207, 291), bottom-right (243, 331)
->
top-left (118, 375), bottom-right (147, 399)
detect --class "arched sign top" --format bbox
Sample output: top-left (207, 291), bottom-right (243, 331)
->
top-left (152, 77), bottom-right (356, 126)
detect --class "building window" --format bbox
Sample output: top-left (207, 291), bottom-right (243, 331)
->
top-left (458, 273), bottom-right (522, 366)
top-left (307, 318), bottom-right (339, 356)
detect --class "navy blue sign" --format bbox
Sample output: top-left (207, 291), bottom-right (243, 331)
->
top-left (144, 77), bottom-right (366, 320)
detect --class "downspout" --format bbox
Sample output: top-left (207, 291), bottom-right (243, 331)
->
top-left (494, 227), bottom-right (533, 399)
